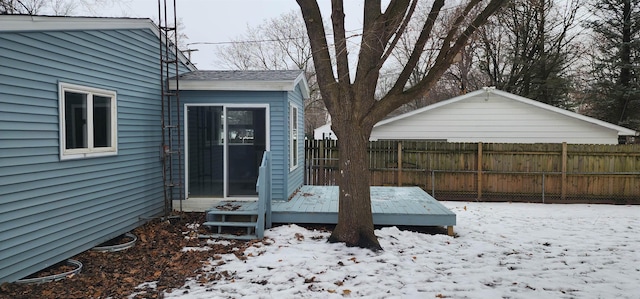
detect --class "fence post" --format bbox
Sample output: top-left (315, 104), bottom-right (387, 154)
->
top-left (397, 141), bottom-right (403, 187)
top-left (542, 172), bottom-right (545, 204)
top-left (431, 169), bottom-right (435, 196)
top-left (319, 140), bottom-right (325, 185)
top-left (477, 142), bottom-right (483, 200)
top-left (304, 140), bottom-right (308, 184)
top-left (561, 142), bottom-right (567, 200)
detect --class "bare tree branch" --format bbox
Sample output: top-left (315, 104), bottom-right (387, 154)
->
top-left (378, 0), bottom-right (418, 70)
top-left (297, 0), bottom-right (338, 112)
top-left (387, 0), bottom-right (445, 98)
top-left (368, 0), bottom-right (506, 124)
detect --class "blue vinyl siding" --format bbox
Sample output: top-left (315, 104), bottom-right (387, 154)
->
top-left (287, 84), bottom-right (306, 197)
top-left (178, 90), bottom-right (289, 201)
top-left (0, 28), bottom-right (173, 283)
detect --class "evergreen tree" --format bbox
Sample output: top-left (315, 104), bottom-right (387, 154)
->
top-left (586, 0), bottom-right (640, 131)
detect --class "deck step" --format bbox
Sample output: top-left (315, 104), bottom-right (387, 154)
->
top-left (198, 233), bottom-right (258, 240)
top-left (207, 209), bottom-right (259, 216)
top-left (203, 221), bottom-right (257, 228)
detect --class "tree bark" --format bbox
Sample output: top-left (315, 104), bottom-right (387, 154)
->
top-left (327, 119), bottom-right (381, 250)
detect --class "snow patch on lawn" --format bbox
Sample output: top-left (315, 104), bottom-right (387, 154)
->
top-left (165, 202), bottom-right (640, 299)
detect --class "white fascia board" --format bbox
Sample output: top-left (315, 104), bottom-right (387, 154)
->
top-left (171, 80), bottom-right (298, 92)
top-left (492, 89), bottom-right (638, 136)
top-left (373, 89), bottom-right (485, 128)
top-left (293, 72), bottom-right (310, 99)
top-left (0, 15), bottom-right (153, 31)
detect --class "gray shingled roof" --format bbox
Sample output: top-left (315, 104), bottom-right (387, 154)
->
top-left (177, 70), bottom-right (303, 81)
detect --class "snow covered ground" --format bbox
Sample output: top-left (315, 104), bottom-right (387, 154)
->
top-left (161, 202), bottom-right (639, 299)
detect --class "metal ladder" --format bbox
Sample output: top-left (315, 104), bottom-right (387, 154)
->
top-left (158, 0), bottom-right (183, 216)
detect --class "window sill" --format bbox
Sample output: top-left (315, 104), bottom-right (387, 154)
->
top-left (60, 150), bottom-right (118, 160)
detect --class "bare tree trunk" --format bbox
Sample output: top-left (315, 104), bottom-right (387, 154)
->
top-left (297, 0), bottom-right (506, 250)
top-left (328, 121), bottom-right (381, 250)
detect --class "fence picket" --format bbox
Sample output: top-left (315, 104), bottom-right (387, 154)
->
top-left (305, 140), bottom-right (640, 203)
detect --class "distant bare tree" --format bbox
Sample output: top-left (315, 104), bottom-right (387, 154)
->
top-left (381, 3), bottom-right (488, 116)
top-left (1, 0), bottom-right (113, 15)
top-left (215, 11), bottom-right (327, 136)
top-left (477, 0), bottom-right (582, 109)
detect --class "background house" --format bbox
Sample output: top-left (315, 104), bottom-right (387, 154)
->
top-left (314, 88), bottom-right (637, 144)
top-left (313, 123), bottom-right (337, 140)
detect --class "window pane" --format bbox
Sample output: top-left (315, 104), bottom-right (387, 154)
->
top-left (293, 139), bottom-right (298, 165)
top-left (227, 110), bottom-right (254, 144)
top-left (292, 108), bottom-right (298, 130)
top-left (65, 92), bottom-right (87, 149)
top-left (93, 95), bottom-right (111, 147)
top-left (290, 105), bottom-right (298, 168)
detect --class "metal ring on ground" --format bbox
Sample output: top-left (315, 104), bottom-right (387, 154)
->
top-left (91, 233), bottom-right (137, 252)
top-left (15, 259), bottom-right (82, 284)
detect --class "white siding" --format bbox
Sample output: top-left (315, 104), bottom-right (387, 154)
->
top-left (313, 123), bottom-right (337, 140)
top-left (371, 94), bottom-right (620, 144)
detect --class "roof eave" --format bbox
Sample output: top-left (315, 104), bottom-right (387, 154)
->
top-left (293, 72), bottom-right (310, 99)
top-left (171, 80), bottom-right (297, 92)
top-left (374, 89), bottom-right (485, 128)
top-left (0, 15), bottom-right (152, 32)
top-left (491, 89), bottom-right (639, 136)
top-left (171, 71), bottom-right (309, 94)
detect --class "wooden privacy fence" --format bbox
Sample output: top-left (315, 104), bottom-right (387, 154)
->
top-left (305, 140), bottom-right (640, 204)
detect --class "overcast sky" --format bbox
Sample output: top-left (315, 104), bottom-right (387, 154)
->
top-left (93, 0), bottom-right (365, 69)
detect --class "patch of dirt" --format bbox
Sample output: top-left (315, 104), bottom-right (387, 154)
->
top-left (0, 213), bottom-right (254, 299)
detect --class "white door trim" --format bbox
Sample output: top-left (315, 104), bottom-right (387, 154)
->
top-left (183, 103), bottom-right (270, 201)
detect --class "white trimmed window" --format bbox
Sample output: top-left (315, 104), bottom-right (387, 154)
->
top-left (289, 104), bottom-right (299, 171)
top-left (59, 83), bottom-right (117, 160)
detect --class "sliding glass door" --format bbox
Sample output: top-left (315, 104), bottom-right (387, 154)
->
top-left (186, 105), bottom-right (267, 198)
top-left (187, 106), bottom-right (224, 197)
top-left (226, 107), bottom-right (266, 196)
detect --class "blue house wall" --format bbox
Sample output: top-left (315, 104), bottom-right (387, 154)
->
top-left (179, 87), bottom-right (305, 201)
top-left (287, 84), bottom-right (306, 197)
top-left (0, 17), bottom-right (193, 283)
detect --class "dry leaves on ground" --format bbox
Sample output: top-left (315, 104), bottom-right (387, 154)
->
top-left (0, 213), bottom-right (254, 299)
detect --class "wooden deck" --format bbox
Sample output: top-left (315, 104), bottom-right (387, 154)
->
top-left (206, 186), bottom-right (456, 235)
